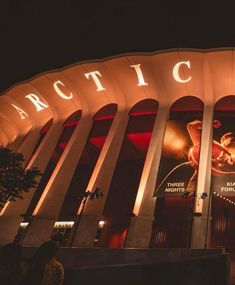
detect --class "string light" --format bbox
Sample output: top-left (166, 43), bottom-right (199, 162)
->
top-left (213, 191), bottom-right (235, 206)
top-left (54, 221), bottom-right (74, 228)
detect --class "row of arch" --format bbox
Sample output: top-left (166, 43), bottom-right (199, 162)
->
top-left (2, 94), bottom-right (235, 248)
top-left (3, 93), bottom-right (235, 149)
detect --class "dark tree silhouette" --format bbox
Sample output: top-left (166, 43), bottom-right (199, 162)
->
top-left (0, 147), bottom-right (41, 207)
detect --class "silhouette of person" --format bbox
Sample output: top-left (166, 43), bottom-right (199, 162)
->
top-left (51, 231), bottom-right (65, 246)
top-left (0, 242), bottom-right (28, 285)
top-left (23, 241), bottom-right (64, 285)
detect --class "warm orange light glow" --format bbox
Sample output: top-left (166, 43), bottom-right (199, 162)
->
top-left (133, 185), bottom-right (144, 216)
top-left (98, 220), bottom-right (105, 228)
top-left (194, 197), bottom-right (203, 213)
top-left (32, 179), bottom-right (54, 216)
top-left (0, 201), bottom-right (9, 216)
top-left (163, 127), bottom-right (186, 155)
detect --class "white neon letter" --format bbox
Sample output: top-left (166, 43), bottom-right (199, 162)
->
top-left (11, 104), bottom-right (28, 119)
top-left (84, 71), bottom-right (106, 91)
top-left (130, 64), bottom-right (148, 86)
top-left (173, 61), bottom-right (192, 83)
top-left (53, 80), bottom-right (73, 100)
top-left (25, 94), bottom-right (48, 112)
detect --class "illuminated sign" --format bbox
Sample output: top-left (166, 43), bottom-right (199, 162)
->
top-left (84, 71), bottom-right (106, 91)
top-left (25, 94), bottom-right (48, 112)
top-left (6, 60), bottom-right (193, 120)
top-left (131, 64), bottom-right (148, 86)
top-left (11, 104), bottom-right (29, 119)
top-left (172, 61), bottom-right (192, 83)
top-left (53, 80), bottom-right (73, 100)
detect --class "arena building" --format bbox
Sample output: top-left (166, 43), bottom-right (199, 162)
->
top-left (1, 48), bottom-right (235, 250)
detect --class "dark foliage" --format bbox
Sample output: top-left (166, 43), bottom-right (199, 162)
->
top-left (0, 147), bottom-right (41, 207)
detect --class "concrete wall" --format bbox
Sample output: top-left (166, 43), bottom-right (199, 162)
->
top-left (62, 254), bottom-right (228, 285)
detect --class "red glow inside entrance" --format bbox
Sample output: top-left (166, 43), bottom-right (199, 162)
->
top-left (127, 132), bottom-right (152, 151)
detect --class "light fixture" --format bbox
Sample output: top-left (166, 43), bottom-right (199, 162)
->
top-left (98, 220), bottom-right (105, 228)
top-left (20, 222), bottom-right (29, 229)
top-left (181, 191), bottom-right (208, 202)
top-left (54, 221), bottom-right (74, 228)
top-left (181, 191), bottom-right (191, 199)
top-left (200, 192), bottom-right (208, 200)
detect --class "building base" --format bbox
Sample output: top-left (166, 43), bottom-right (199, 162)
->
top-left (0, 216), bottom-right (23, 245)
top-left (21, 216), bottom-right (55, 246)
top-left (125, 215), bottom-right (154, 248)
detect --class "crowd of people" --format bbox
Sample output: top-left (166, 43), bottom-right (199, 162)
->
top-left (0, 240), bottom-right (64, 285)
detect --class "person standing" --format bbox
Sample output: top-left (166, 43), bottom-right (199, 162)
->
top-left (0, 242), bottom-right (28, 285)
top-left (23, 241), bottom-right (64, 285)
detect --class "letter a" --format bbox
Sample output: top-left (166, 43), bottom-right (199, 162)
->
top-left (11, 104), bottom-right (28, 119)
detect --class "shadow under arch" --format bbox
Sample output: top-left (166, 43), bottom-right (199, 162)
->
top-left (214, 95), bottom-right (235, 116)
top-left (170, 95), bottom-right (204, 118)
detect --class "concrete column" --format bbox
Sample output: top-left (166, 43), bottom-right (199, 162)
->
top-left (71, 111), bottom-right (129, 247)
top-left (18, 128), bottom-right (43, 164)
top-left (0, 122), bottom-right (64, 245)
top-left (124, 106), bottom-right (169, 248)
top-left (191, 104), bottom-right (214, 248)
top-left (21, 116), bottom-right (92, 246)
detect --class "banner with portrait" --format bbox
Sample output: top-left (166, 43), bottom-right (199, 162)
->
top-left (154, 118), bottom-right (202, 197)
top-left (211, 118), bottom-right (235, 196)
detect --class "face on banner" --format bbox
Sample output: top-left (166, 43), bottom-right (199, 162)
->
top-left (155, 119), bottom-right (202, 197)
top-left (211, 118), bottom-right (235, 196)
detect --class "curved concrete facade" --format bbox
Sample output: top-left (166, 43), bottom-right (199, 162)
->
top-left (1, 49), bottom-right (235, 248)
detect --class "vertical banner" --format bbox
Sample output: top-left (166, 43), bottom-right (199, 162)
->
top-left (155, 119), bottom-right (202, 197)
top-left (211, 118), bottom-right (235, 196)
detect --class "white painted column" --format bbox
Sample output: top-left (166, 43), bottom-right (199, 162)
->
top-left (125, 106), bottom-right (169, 248)
top-left (191, 104), bottom-right (214, 248)
top-left (71, 111), bottom-right (129, 247)
top-left (0, 122), bottom-right (64, 245)
top-left (190, 56), bottom-right (214, 248)
top-left (21, 116), bottom-right (93, 246)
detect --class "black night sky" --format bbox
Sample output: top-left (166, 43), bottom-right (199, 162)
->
top-left (0, 0), bottom-right (235, 93)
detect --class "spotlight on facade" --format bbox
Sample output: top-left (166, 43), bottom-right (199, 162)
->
top-left (77, 187), bottom-right (104, 202)
top-left (20, 222), bottom-right (29, 229)
top-left (200, 192), bottom-right (208, 200)
top-left (181, 191), bottom-right (191, 199)
top-left (92, 187), bottom-right (104, 199)
top-left (98, 220), bottom-right (105, 228)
